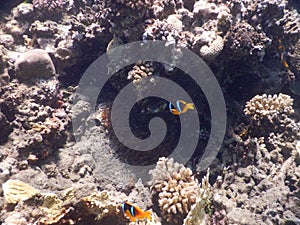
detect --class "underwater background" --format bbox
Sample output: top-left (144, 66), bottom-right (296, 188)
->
top-left (0, 0), bottom-right (300, 224)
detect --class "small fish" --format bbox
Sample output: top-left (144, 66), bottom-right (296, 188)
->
top-left (169, 100), bottom-right (195, 115)
top-left (278, 39), bottom-right (289, 68)
top-left (121, 202), bottom-right (152, 222)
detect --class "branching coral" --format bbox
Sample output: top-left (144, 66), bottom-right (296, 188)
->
top-left (244, 93), bottom-right (294, 122)
top-left (244, 93), bottom-right (300, 149)
top-left (277, 9), bottom-right (300, 37)
top-left (149, 157), bottom-right (199, 224)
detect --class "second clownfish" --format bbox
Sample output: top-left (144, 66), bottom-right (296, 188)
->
top-left (121, 202), bottom-right (152, 222)
top-left (169, 100), bottom-right (195, 115)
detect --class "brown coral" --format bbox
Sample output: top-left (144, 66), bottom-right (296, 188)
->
top-left (127, 61), bottom-right (155, 84)
top-left (149, 157), bottom-right (199, 224)
top-left (225, 21), bottom-right (271, 61)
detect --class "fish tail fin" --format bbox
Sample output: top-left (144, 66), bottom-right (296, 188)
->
top-left (144, 211), bottom-right (152, 220)
top-left (186, 103), bottom-right (195, 110)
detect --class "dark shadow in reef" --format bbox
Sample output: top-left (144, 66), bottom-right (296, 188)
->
top-left (96, 63), bottom-right (211, 168)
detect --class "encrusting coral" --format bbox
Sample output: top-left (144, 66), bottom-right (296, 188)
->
top-left (149, 157), bottom-right (200, 224)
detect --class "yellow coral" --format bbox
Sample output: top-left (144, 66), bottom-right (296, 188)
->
top-left (3, 179), bottom-right (40, 204)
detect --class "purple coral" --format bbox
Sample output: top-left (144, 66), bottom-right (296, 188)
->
top-left (32, 0), bottom-right (65, 12)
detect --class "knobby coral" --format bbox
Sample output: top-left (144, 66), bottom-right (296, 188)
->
top-left (127, 61), bottom-right (155, 84)
top-left (149, 157), bottom-right (199, 224)
top-left (244, 93), bottom-right (300, 149)
top-left (244, 93), bottom-right (294, 122)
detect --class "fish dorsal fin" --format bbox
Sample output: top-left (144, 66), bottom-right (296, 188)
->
top-left (176, 100), bottom-right (183, 112)
top-left (130, 205), bottom-right (135, 217)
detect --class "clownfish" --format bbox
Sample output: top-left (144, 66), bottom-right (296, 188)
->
top-left (121, 202), bottom-right (152, 222)
top-left (169, 100), bottom-right (195, 115)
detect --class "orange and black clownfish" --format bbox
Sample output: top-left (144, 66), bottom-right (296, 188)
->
top-left (121, 202), bottom-right (152, 222)
top-left (169, 100), bottom-right (195, 115)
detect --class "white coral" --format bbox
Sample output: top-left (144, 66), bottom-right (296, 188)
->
top-left (199, 35), bottom-right (224, 60)
top-left (149, 157), bottom-right (199, 224)
top-left (244, 93), bottom-right (294, 121)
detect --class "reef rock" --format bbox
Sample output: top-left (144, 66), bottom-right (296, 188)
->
top-left (15, 49), bottom-right (56, 82)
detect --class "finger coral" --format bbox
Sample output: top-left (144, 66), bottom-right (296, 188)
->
top-left (244, 93), bottom-right (294, 121)
top-left (244, 93), bottom-right (300, 148)
top-left (149, 157), bottom-right (200, 224)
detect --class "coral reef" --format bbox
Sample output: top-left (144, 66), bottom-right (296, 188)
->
top-left (0, 111), bottom-right (12, 144)
top-left (244, 93), bottom-right (294, 121)
top-left (199, 34), bottom-right (224, 60)
top-left (289, 38), bottom-right (300, 75)
top-left (149, 157), bottom-right (200, 224)
top-left (212, 141), bottom-right (300, 225)
top-left (0, 0), bottom-right (300, 224)
top-left (2, 178), bottom-right (129, 225)
top-left (32, 0), bottom-right (65, 13)
top-left (183, 170), bottom-right (212, 225)
top-left (116, 0), bottom-right (154, 10)
top-left (225, 21), bottom-right (271, 62)
top-left (127, 61), bottom-right (155, 84)
top-left (0, 45), bottom-right (11, 85)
